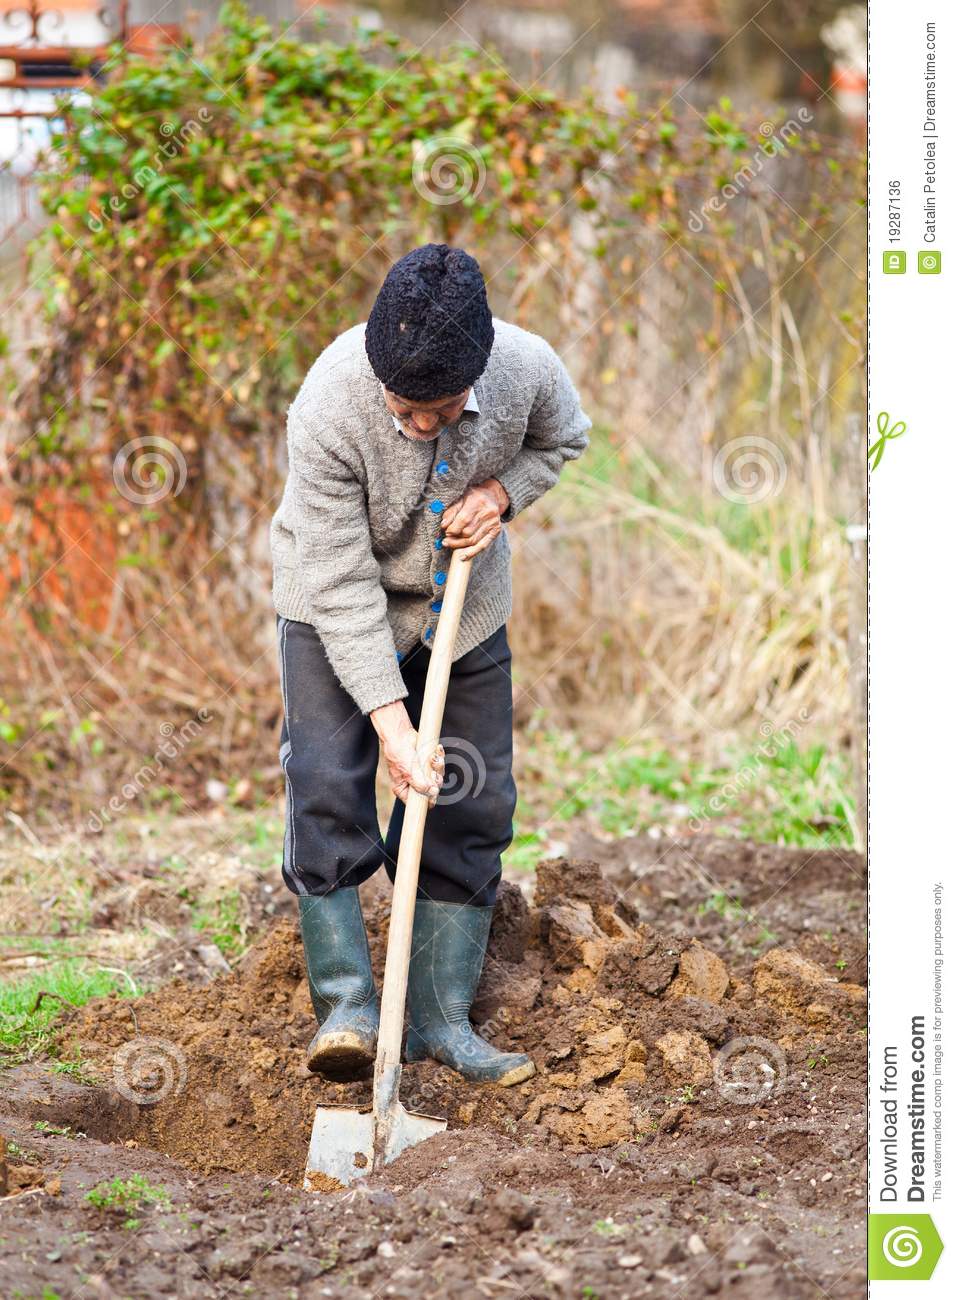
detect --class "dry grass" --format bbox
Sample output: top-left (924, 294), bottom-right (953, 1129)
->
top-left (510, 434), bottom-right (855, 751)
top-left (0, 418), bottom-right (860, 828)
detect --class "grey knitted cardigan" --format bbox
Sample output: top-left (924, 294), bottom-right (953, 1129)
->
top-left (270, 318), bottom-right (591, 714)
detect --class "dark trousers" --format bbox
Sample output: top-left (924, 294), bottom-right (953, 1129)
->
top-left (277, 618), bottom-right (516, 908)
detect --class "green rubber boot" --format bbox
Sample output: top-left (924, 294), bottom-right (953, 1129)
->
top-left (405, 900), bottom-right (536, 1087)
top-left (299, 890), bottom-right (380, 1080)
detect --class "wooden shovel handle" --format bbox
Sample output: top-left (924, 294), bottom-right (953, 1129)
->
top-left (375, 550), bottom-right (473, 1083)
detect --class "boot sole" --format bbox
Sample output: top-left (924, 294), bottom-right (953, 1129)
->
top-left (495, 1059), bottom-right (537, 1088)
top-left (306, 1030), bottom-right (375, 1080)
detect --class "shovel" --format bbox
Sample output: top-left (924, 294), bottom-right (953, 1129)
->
top-left (304, 549), bottom-right (473, 1190)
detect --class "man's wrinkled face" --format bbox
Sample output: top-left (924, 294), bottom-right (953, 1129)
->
top-left (382, 386), bottom-right (470, 441)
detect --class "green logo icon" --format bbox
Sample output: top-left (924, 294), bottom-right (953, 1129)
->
top-left (868, 1214), bottom-right (944, 1280)
top-left (868, 411), bottom-right (907, 470)
top-left (918, 250), bottom-right (941, 274)
top-left (883, 251), bottom-right (906, 274)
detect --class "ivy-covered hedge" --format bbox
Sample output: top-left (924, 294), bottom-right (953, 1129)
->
top-left (13, 3), bottom-right (861, 504)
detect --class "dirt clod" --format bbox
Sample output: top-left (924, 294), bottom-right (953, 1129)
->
top-left (666, 939), bottom-right (730, 1003)
top-left (754, 948), bottom-right (866, 1028)
top-left (655, 1028), bottom-right (714, 1088)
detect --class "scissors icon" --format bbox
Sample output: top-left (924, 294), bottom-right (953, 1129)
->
top-left (868, 412), bottom-right (906, 470)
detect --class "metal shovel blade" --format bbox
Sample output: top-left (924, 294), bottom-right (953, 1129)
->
top-left (303, 1103), bottom-right (447, 1190)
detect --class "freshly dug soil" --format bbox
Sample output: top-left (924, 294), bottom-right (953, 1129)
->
top-left (43, 857), bottom-right (865, 1181)
top-left (0, 840), bottom-right (867, 1298)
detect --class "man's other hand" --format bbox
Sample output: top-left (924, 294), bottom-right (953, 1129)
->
top-left (440, 478), bottom-right (509, 559)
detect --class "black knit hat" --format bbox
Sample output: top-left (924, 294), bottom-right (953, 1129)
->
top-left (364, 243), bottom-right (494, 402)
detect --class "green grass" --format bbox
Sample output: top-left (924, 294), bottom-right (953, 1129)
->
top-left (86, 1174), bottom-right (171, 1228)
top-left (0, 961), bottom-right (135, 1061)
top-left (34, 1120), bottom-right (85, 1138)
top-left (242, 813), bottom-right (285, 869)
top-left (506, 732), bottom-right (855, 871)
top-left (506, 826), bottom-right (550, 874)
top-left (3, 1137), bottom-right (40, 1164)
top-left (592, 1218), bottom-right (625, 1236)
top-left (698, 892), bottom-right (777, 949)
top-left (50, 1055), bottom-right (100, 1085)
top-left (561, 423), bottom-right (810, 570)
top-left (731, 740), bottom-right (855, 845)
top-left (188, 887), bottom-right (247, 959)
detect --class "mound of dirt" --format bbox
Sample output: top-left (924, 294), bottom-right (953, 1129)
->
top-left (568, 830), bottom-right (868, 983)
top-left (51, 857), bottom-right (865, 1184)
top-left (2, 847), bottom-right (868, 1297)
